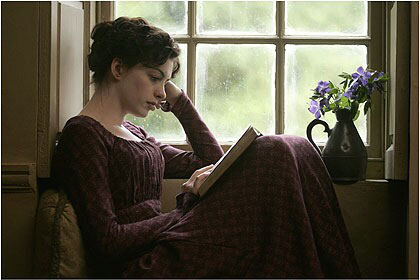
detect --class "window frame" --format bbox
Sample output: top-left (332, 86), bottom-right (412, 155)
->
top-left (99, 1), bottom-right (386, 179)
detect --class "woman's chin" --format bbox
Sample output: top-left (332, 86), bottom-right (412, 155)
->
top-left (130, 110), bottom-right (148, 118)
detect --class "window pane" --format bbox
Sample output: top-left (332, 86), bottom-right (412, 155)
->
top-left (197, 1), bottom-right (276, 35)
top-left (196, 44), bottom-right (276, 142)
top-left (284, 45), bottom-right (367, 143)
top-left (115, 1), bottom-right (187, 35)
top-left (285, 1), bottom-right (368, 36)
top-left (125, 44), bottom-right (188, 142)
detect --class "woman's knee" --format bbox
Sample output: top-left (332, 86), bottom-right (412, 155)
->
top-left (251, 134), bottom-right (316, 158)
top-left (253, 134), bottom-right (298, 151)
top-left (253, 135), bottom-right (280, 150)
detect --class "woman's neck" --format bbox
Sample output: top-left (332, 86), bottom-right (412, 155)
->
top-left (79, 90), bottom-right (126, 126)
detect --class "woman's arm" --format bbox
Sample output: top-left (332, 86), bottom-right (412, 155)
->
top-left (52, 123), bottom-right (183, 262)
top-left (137, 89), bottom-right (224, 179)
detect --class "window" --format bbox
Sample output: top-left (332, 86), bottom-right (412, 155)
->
top-left (111, 1), bottom-right (385, 178)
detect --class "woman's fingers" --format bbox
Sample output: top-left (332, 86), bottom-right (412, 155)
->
top-left (192, 170), bottom-right (212, 193)
top-left (156, 101), bottom-right (166, 110)
top-left (190, 164), bottom-right (214, 180)
top-left (196, 164), bottom-right (214, 173)
top-left (183, 165), bottom-right (214, 193)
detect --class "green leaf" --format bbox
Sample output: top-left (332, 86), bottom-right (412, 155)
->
top-left (351, 101), bottom-right (359, 118)
top-left (353, 110), bottom-right (360, 121)
top-left (378, 76), bottom-right (390, 82)
top-left (364, 100), bottom-right (371, 115)
top-left (340, 95), bottom-right (350, 108)
top-left (339, 72), bottom-right (352, 79)
top-left (359, 93), bottom-right (368, 103)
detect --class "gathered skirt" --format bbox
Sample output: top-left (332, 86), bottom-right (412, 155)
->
top-left (122, 135), bottom-right (361, 278)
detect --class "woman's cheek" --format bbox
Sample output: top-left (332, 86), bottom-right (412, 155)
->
top-left (136, 75), bottom-right (150, 88)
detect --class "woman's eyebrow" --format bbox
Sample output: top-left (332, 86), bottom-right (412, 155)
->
top-left (150, 67), bottom-right (171, 81)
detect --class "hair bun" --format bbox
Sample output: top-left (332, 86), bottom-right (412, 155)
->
top-left (88, 17), bottom-right (181, 88)
top-left (113, 16), bottom-right (151, 34)
top-left (91, 21), bottom-right (113, 42)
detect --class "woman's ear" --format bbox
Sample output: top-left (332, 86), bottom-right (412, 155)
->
top-left (110, 58), bottom-right (127, 81)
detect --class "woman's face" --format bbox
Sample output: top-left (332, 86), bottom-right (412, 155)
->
top-left (116, 58), bottom-right (175, 118)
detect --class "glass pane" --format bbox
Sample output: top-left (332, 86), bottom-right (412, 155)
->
top-left (284, 44), bottom-right (367, 143)
top-left (115, 1), bottom-right (187, 35)
top-left (196, 44), bottom-right (276, 142)
top-left (197, 1), bottom-right (276, 35)
top-left (125, 44), bottom-right (188, 142)
top-left (285, 1), bottom-right (368, 36)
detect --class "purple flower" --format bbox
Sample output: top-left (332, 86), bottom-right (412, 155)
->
top-left (319, 96), bottom-right (331, 108)
top-left (345, 81), bottom-right (360, 99)
top-left (350, 93), bottom-right (358, 99)
top-left (315, 81), bottom-right (331, 96)
top-left (373, 71), bottom-right (385, 82)
top-left (308, 67), bottom-right (388, 119)
top-left (371, 71), bottom-right (386, 93)
top-left (344, 89), bottom-right (352, 98)
top-left (352, 66), bottom-right (372, 86)
top-left (308, 100), bottom-right (323, 119)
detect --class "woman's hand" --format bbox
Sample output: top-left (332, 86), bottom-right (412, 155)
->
top-left (182, 164), bottom-right (215, 195)
top-left (163, 81), bottom-right (183, 107)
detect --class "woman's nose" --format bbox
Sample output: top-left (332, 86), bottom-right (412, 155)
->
top-left (155, 84), bottom-right (167, 101)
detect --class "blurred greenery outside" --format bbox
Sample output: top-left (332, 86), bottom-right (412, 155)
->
top-left (116, 1), bottom-right (370, 144)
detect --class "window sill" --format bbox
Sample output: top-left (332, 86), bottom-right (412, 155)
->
top-left (168, 143), bottom-right (385, 180)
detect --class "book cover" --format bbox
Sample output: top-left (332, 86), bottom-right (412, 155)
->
top-left (198, 125), bottom-right (262, 197)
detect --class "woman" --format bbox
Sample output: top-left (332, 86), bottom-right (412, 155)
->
top-left (52, 17), bottom-right (360, 278)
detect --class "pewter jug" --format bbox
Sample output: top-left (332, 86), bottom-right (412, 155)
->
top-left (306, 109), bottom-right (367, 184)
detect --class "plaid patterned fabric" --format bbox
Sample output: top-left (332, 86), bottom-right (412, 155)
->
top-left (52, 92), bottom-right (360, 278)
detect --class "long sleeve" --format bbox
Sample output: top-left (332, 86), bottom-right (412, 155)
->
top-left (52, 123), bottom-right (183, 262)
top-left (137, 90), bottom-right (224, 179)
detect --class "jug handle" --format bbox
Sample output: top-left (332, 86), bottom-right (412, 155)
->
top-left (306, 119), bottom-right (332, 156)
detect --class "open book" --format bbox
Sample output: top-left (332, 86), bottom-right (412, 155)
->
top-left (198, 125), bottom-right (262, 197)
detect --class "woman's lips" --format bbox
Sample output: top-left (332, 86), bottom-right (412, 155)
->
top-left (146, 102), bottom-right (156, 110)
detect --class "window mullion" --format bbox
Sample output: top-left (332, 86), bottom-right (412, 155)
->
top-left (187, 43), bottom-right (196, 105)
top-left (280, 38), bottom-right (371, 45)
top-left (188, 1), bottom-right (195, 37)
top-left (277, 42), bottom-right (284, 135)
top-left (276, 1), bottom-right (283, 134)
top-left (368, 1), bottom-right (385, 160)
top-left (187, 1), bottom-right (196, 105)
top-left (185, 1), bottom-right (197, 145)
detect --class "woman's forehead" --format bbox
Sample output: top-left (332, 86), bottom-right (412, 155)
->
top-left (145, 60), bottom-right (174, 76)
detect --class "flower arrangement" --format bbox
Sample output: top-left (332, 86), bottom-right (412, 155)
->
top-left (308, 66), bottom-right (389, 120)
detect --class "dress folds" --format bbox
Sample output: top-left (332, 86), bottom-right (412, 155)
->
top-left (51, 91), bottom-right (360, 278)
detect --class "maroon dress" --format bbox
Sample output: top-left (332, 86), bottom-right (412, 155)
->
top-left (51, 92), bottom-right (360, 278)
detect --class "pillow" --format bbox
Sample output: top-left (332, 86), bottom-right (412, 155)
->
top-left (33, 188), bottom-right (89, 278)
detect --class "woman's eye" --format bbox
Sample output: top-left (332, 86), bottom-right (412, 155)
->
top-left (150, 76), bottom-right (160, 82)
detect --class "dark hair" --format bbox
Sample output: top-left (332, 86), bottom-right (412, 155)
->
top-left (88, 17), bottom-right (181, 88)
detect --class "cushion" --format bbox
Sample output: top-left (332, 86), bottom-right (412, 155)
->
top-left (33, 188), bottom-right (89, 278)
